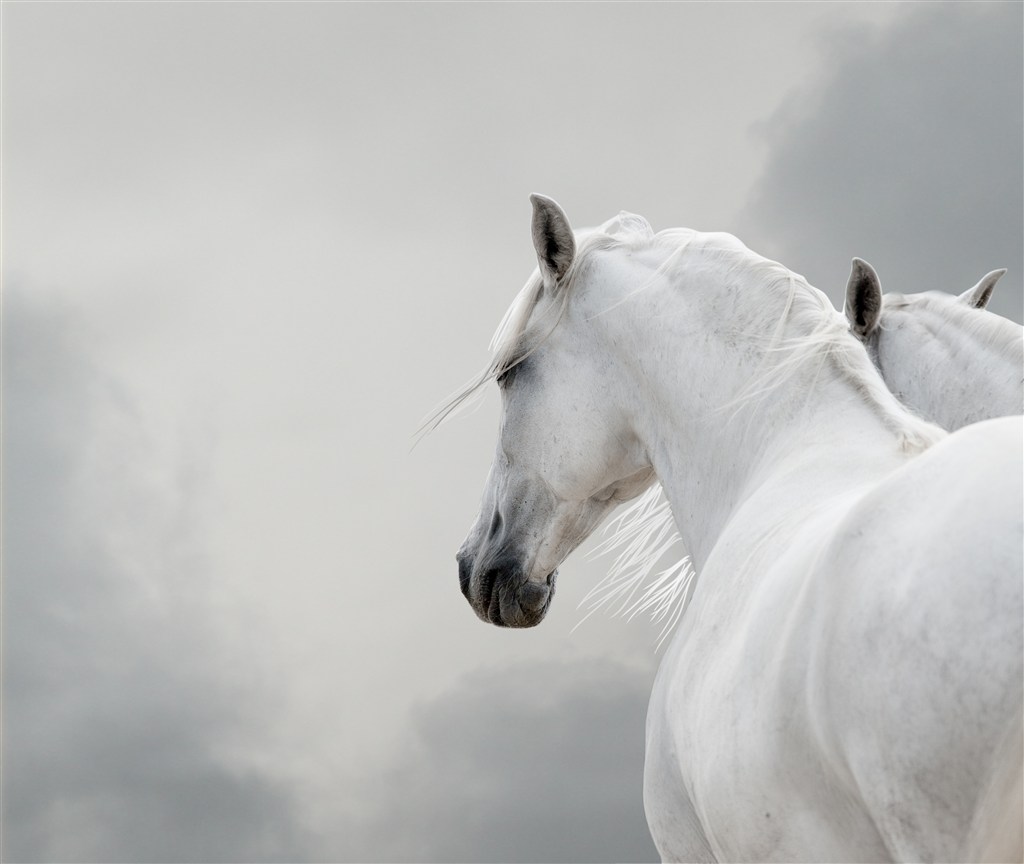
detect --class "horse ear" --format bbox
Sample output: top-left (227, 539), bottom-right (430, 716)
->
top-left (530, 194), bottom-right (576, 291)
top-left (845, 257), bottom-right (882, 340)
top-left (958, 269), bottom-right (1006, 309)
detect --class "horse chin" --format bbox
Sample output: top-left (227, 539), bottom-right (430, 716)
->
top-left (475, 568), bottom-right (557, 628)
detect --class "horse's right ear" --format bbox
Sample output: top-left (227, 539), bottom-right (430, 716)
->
top-left (958, 269), bottom-right (1006, 309)
top-left (845, 257), bottom-right (882, 340)
top-left (530, 194), bottom-right (575, 292)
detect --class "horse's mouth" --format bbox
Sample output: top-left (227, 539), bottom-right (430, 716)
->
top-left (461, 561), bottom-right (557, 628)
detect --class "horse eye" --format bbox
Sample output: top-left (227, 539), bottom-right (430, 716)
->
top-left (496, 358), bottom-right (528, 390)
top-left (496, 363), bottom-right (517, 389)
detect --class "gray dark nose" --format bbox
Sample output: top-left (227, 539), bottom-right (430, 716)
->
top-left (469, 561), bottom-right (557, 628)
top-left (485, 569), bottom-right (555, 627)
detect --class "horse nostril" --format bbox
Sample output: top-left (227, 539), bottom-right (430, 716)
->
top-left (488, 510), bottom-right (503, 539)
top-left (518, 581), bottom-right (550, 614)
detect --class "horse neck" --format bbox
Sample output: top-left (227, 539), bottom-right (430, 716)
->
top-left (590, 258), bottom-right (937, 571)
top-left (878, 300), bottom-right (1024, 429)
top-left (641, 388), bottom-right (917, 571)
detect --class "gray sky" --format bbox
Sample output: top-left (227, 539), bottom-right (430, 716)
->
top-left (3, 3), bottom-right (1020, 862)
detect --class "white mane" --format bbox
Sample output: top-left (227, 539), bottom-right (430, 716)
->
top-left (649, 233), bottom-right (946, 453)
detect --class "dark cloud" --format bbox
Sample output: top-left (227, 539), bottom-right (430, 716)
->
top-left (2, 286), bottom-right (307, 862)
top-left (740, 3), bottom-right (1023, 323)
top-left (346, 659), bottom-right (659, 863)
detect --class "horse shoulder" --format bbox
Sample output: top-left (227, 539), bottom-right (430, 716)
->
top-left (808, 417), bottom-right (1023, 859)
top-left (649, 499), bottom-right (895, 860)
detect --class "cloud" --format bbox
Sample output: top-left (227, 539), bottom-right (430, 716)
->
top-left (9, 7), bottom-right (1015, 863)
top-left (740, 3), bottom-right (1023, 324)
top-left (344, 658), bottom-right (659, 863)
top-left (1, 286), bottom-right (308, 862)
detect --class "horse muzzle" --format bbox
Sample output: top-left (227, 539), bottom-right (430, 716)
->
top-left (456, 549), bottom-right (556, 628)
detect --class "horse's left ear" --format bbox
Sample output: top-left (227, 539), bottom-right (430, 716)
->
top-left (845, 257), bottom-right (882, 340)
top-left (958, 269), bottom-right (1006, 309)
top-left (530, 193), bottom-right (576, 292)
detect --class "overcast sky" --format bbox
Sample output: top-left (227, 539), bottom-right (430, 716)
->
top-left (3, 3), bottom-right (1021, 862)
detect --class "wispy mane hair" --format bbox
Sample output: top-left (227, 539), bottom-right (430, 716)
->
top-left (716, 259), bottom-right (946, 454)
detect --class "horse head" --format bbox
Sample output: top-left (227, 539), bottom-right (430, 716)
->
top-left (456, 195), bottom-right (655, 627)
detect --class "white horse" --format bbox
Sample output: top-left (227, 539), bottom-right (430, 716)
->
top-left (844, 257), bottom-right (1024, 430)
top-left (444, 196), bottom-right (1023, 862)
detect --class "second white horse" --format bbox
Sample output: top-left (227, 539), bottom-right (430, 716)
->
top-left (845, 257), bottom-right (1023, 429)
